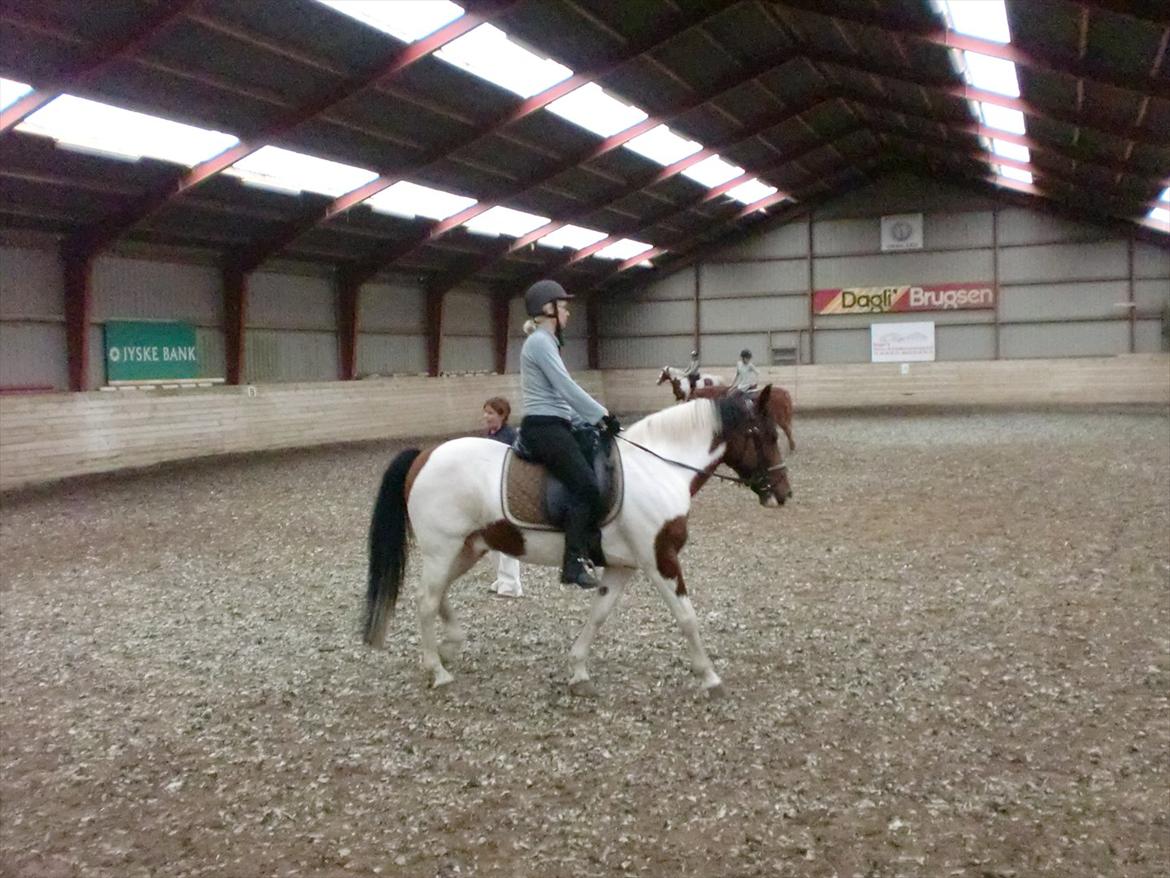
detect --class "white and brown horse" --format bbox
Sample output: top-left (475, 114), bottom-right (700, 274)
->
top-left (656, 366), bottom-right (725, 401)
top-left (364, 390), bottom-right (791, 697)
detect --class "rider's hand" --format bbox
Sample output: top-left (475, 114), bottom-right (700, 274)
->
top-left (600, 414), bottom-right (622, 436)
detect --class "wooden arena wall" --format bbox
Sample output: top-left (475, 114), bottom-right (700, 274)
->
top-left (2, 356), bottom-right (1167, 491)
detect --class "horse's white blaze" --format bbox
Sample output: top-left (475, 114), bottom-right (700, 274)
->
top-left (403, 400), bottom-right (735, 692)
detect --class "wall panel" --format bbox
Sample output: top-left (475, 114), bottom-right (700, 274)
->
top-left (936, 324), bottom-right (995, 361)
top-left (998, 241), bottom-right (1126, 283)
top-left (93, 256), bottom-right (220, 323)
top-left (440, 335), bottom-right (492, 373)
top-left (357, 334), bottom-right (427, 375)
top-left (361, 282), bottom-right (424, 332)
top-left (0, 324), bottom-right (68, 389)
top-left (599, 336), bottom-right (681, 369)
top-left (701, 260), bottom-right (807, 296)
top-left (601, 299), bottom-right (692, 336)
top-left (248, 272), bottom-right (334, 329)
top-left (996, 208), bottom-right (1107, 246)
top-left (0, 246), bottom-right (62, 317)
top-left (244, 330), bottom-right (338, 383)
top-left (999, 281), bottom-right (1129, 321)
top-left (999, 322), bottom-right (1129, 358)
top-left (699, 296), bottom-right (806, 332)
top-left (1133, 243), bottom-right (1170, 278)
top-left (813, 250), bottom-right (994, 288)
top-left (713, 219), bottom-right (808, 260)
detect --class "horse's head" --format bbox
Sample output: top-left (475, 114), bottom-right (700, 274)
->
top-left (656, 367), bottom-right (672, 385)
top-left (717, 385), bottom-right (791, 507)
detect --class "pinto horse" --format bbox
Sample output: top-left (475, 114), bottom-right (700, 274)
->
top-left (656, 366), bottom-right (725, 402)
top-left (364, 389), bottom-right (790, 696)
top-left (691, 383), bottom-right (796, 453)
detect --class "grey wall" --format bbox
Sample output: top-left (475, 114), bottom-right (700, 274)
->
top-left (601, 173), bottom-right (1170, 371)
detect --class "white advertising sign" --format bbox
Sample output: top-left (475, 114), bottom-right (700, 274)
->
top-left (880, 212), bottom-right (923, 251)
top-left (871, 321), bottom-right (935, 363)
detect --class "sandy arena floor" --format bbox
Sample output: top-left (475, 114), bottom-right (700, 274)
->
top-left (2, 409), bottom-right (1168, 878)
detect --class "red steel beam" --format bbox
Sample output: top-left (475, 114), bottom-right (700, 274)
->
top-left (768, 0), bottom-right (1169, 99)
top-left (340, 45), bottom-right (805, 285)
top-left (846, 92), bottom-right (1169, 184)
top-left (394, 92), bottom-right (844, 296)
top-left (0, 1), bottom-right (199, 134)
top-left (230, 0), bottom-right (742, 273)
top-left (78, 2), bottom-right (517, 256)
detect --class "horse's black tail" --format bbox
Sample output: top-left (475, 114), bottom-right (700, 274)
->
top-left (364, 448), bottom-right (422, 648)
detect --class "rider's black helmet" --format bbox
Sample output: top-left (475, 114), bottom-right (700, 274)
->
top-left (741, 349), bottom-right (752, 360)
top-left (524, 279), bottom-right (572, 317)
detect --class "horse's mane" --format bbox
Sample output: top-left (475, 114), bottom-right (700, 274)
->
top-left (625, 398), bottom-right (720, 447)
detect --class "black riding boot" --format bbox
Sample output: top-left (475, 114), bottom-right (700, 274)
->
top-left (561, 553), bottom-right (599, 589)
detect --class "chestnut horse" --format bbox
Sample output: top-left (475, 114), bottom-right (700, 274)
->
top-left (691, 383), bottom-right (795, 452)
top-left (364, 391), bottom-right (790, 696)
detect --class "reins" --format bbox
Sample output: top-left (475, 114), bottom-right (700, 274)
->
top-left (615, 432), bottom-right (786, 494)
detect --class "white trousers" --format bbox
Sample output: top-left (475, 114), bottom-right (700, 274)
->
top-left (491, 552), bottom-right (523, 597)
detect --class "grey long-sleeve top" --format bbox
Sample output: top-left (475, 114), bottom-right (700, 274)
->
top-left (520, 329), bottom-right (606, 424)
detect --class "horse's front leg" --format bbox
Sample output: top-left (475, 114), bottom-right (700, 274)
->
top-left (645, 564), bottom-right (725, 698)
top-left (568, 566), bottom-right (634, 696)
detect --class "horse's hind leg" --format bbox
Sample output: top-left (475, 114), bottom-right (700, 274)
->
top-left (437, 592), bottom-right (465, 666)
top-left (568, 566), bottom-right (634, 696)
top-left (417, 545), bottom-right (482, 688)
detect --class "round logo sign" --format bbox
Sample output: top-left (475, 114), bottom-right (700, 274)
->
top-left (109, 347), bottom-right (121, 362)
top-left (891, 220), bottom-right (913, 241)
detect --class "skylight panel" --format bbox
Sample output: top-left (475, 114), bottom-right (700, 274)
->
top-left (980, 103), bottom-right (1027, 135)
top-left (462, 206), bottom-right (549, 237)
top-left (315, 1), bottom-right (464, 42)
top-left (940, 0), bottom-right (1011, 43)
top-left (963, 52), bottom-right (1021, 97)
top-left (726, 179), bottom-right (779, 205)
top-left (624, 125), bottom-right (702, 166)
top-left (997, 166), bottom-right (1033, 185)
top-left (992, 139), bottom-right (1030, 163)
top-left (18, 95), bottom-right (237, 165)
top-left (594, 239), bottom-right (654, 261)
top-left (0, 78), bottom-right (32, 111)
top-left (1158, 187), bottom-right (1170, 203)
top-left (224, 146), bottom-right (378, 196)
top-left (547, 84), bottom-right (648, 137)
top-left (682, 155), bottom-right (745, 188)
top-left (1148, 207), bottom-right (1169, 225)
top-left (536, 224), bottom-right (608, 250)
top-left (365, 180), bottom-right (476, 220)
top-left (436, 24), bottom-right (571, 98)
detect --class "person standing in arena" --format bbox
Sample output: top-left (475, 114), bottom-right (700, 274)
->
top-left (482, 396), bottom-right (523, 598)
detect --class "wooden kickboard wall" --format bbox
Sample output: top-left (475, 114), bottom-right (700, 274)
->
top-left (2, 358), bottom-right (1167, 490)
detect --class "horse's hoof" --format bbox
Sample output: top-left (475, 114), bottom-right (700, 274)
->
top-left (432, 671), bottom-right (455, 689)
top-left (568, 679), bottom-right (598, 698)
top-left (705, 683), bottom-right (729, 700)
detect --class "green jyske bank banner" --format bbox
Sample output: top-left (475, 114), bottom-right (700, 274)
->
top-left (104, 321), bottom-right (199, 382)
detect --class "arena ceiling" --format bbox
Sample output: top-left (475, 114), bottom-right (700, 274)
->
top-left (1, 0), bottom-right (1167, 301)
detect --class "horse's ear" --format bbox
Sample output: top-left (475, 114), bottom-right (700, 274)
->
top-left (758, 383), bottom-right (773, 410)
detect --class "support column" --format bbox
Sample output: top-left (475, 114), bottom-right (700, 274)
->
top-left (221, 264), bottom-right (248, 386)
top-left (336, 271), bottom-right (361, 380)
top-left (1127, 234), bottom-right (1136, 353)
top-left (586, 294), bottom-right (601, 371)
top-left (491, 292), bottom-right (511, 374)
top-left (425, 287), bottom-right (444, 377)
top-left (992, 205), bottom-right (1001, 360)
top-left (806, 211), bottom-right (815, 365)
top-left (62, 242), bottom-right (95, 392)
top-left (692, 263), bottom-right (701, 357)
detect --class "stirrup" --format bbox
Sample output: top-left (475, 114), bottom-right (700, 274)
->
top-left (561, 557), bottom-right (599, 590)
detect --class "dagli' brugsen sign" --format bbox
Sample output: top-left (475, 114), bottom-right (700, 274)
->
top-left (104, 320), bottom-right (199, 382)
top-left (814, 282), bottom-right (996, 315)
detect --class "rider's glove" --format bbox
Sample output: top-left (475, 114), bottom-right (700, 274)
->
top-left (600, 414), bottom-right (622, 436)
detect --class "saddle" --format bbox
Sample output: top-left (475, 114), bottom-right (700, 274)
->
top-left (501, 428), bottom-right (624, 531)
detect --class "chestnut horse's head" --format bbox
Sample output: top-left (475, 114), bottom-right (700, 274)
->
top-left (657, 367), bottom-right (686, 402)
top-left (656, 367), bottom-right (672, 385)
top-left (717, 385), bottom-right (791, 507)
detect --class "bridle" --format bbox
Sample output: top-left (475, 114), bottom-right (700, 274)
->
top-left (616, 424), bottom-right (787, 497)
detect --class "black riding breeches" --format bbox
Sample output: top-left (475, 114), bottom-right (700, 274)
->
top-left (519, 415), bottom-right (604, 566)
